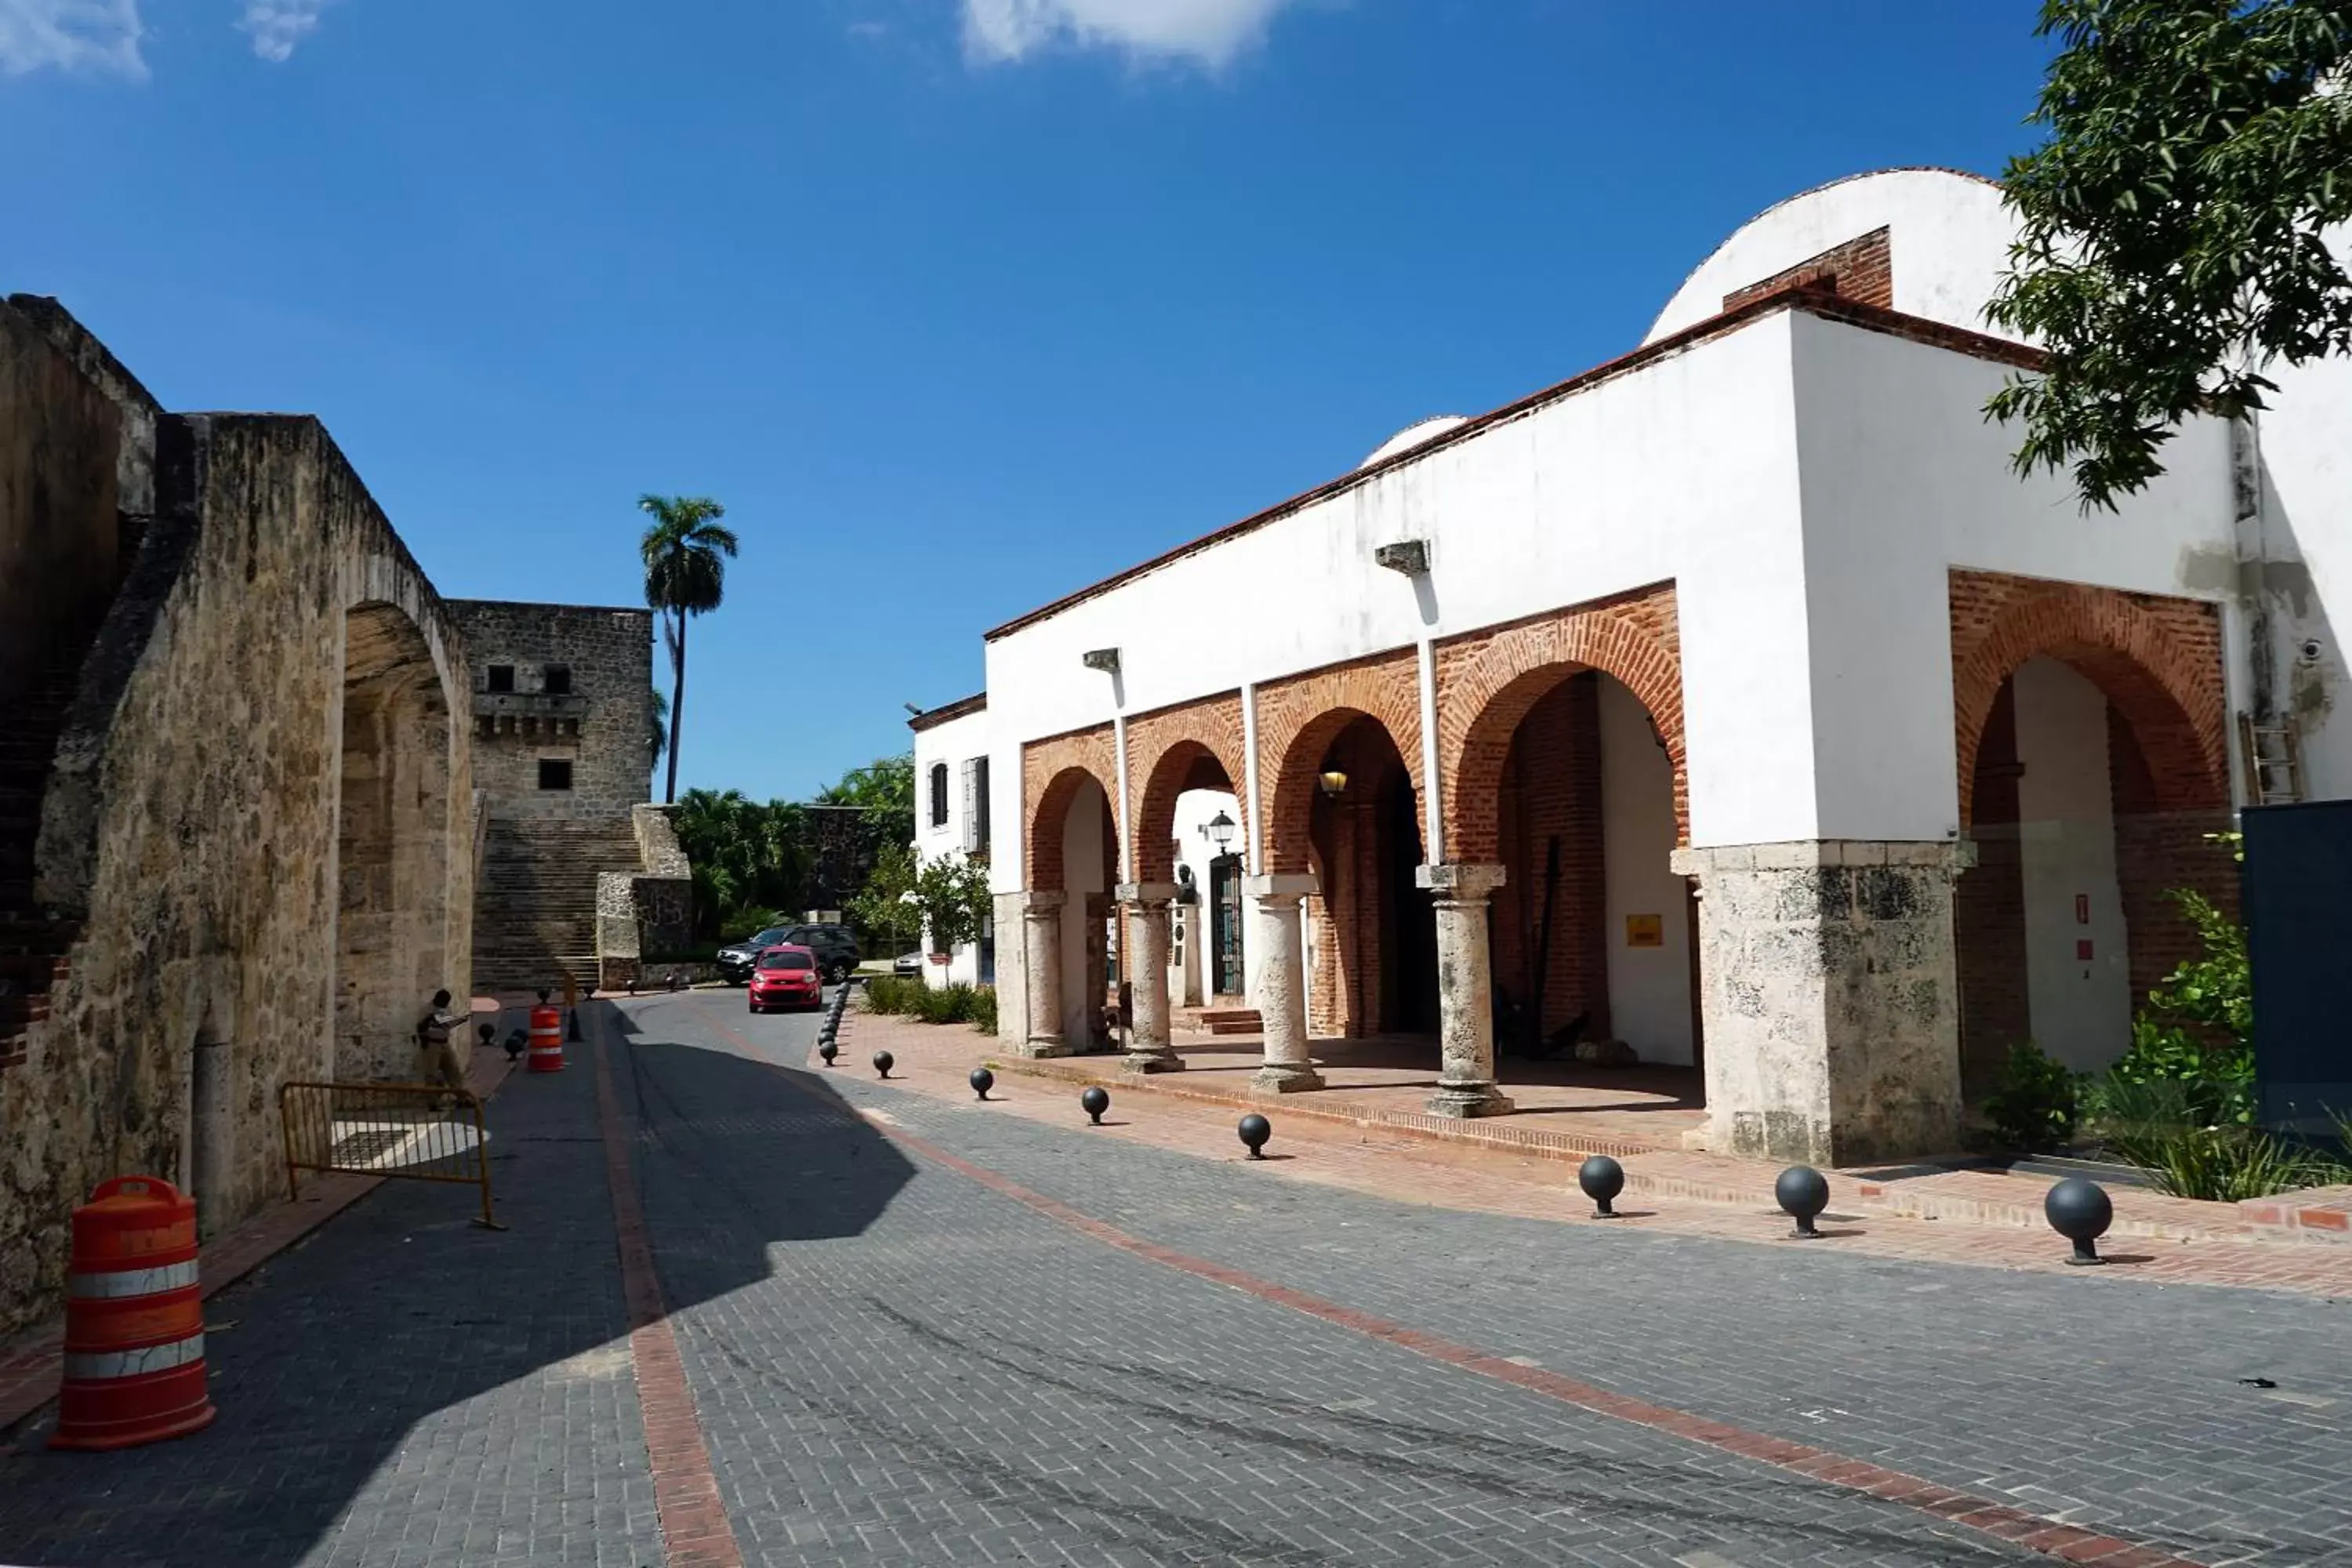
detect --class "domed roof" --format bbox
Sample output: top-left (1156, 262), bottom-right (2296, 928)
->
top-left (1359, 416), bottom-right (1470, 470)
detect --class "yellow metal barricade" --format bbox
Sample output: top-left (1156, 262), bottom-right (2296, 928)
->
top-left (278, 1081), bottom-right (503, 1230)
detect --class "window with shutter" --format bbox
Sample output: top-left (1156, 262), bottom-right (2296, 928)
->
top-left (960, 759), bottom-right (980, 853)
top-left (971, 757), bottom-right (991, 851)
top-left (929, 762), bottom-right (949, 827)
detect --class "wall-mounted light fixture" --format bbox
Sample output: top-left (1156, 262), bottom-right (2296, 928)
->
top-left (1205, 810), bottom-right (1237, 854)
top-left (1374, 539), bottom-right (1429, 575)
top-left (1082, 648), bottom-right (1121, 675)
top-left (1319, 768), bottom-right (1348, 800)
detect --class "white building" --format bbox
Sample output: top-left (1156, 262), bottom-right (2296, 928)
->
top-left (919, 168), bottom-right (2349, 1167)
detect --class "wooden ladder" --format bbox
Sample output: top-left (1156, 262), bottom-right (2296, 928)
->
top-left (2238, 712), bottom-right (2305, 805)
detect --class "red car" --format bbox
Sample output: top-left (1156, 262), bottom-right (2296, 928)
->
top-left (747, 945), bottom-right (823, 1013)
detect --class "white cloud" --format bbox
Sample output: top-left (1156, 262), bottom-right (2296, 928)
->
top-left (0, 0), bottom-right (147, 78)
top-left (238, 0), bottom-right (336, 62)
top-left (961, 0), bottom-right (1302, 68)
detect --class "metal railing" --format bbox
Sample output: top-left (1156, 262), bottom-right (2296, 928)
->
top-left (279, 1081), bottom-right (503, 1230)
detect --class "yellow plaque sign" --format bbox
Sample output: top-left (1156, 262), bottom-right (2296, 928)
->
top-left (1625, 913), bottom-right (1664, 949)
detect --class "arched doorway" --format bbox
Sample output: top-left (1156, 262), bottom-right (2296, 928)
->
top-left (1025, 763), bottom-right (1120, 1053)
top-left (1453, 669), bottom-right (1693, 1069)
top-left (1302, 714), bottom-right (1436, 1038)
top-left (1131, 734), bottom-right (1246, 1012)
top-left (335, 602), bottom-right (456, 1080)
top-left (1955, 655), bottom-right (2236, 1087)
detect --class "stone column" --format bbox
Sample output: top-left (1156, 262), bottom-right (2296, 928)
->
top-left (1671, 840), bottom-right (1973, 1167)
top-left (1018, 892), bottom-right (1071, 1059)
top-left (1247, 874), bottom-right (1323, 1092)
top-left (1116, 883), bottom-right (1181, 1073)
top-left (1418, 863), bottom-right (1514, 1119)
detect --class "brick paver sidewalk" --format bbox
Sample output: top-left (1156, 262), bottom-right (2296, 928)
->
top-left (826, 1003), bottom-right (2352, 1298)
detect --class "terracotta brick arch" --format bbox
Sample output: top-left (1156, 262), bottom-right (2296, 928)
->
top-left (1949, 572), bottom-right (2228, 826)
top-left (1127, 693), bottom-right (1247, 885)
top-left (1022, 725), bottom-right (1118, 891)
top-left (1255, 651), bottom-right (1425, 876)
top-left (1434, 587), bottom-right (1686, 864)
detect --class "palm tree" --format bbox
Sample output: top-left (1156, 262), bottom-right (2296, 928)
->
top-left (639, 495), bottom-right (739, 804)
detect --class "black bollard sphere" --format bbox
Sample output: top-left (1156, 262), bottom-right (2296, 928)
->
top-left (1238, 1113), bottom-right (1272, 1160)
top-left (970, 1067), bottom-right (994, 1102)
top-left (1577, 1155), bottom-right (1626, 1219)
top-left (818, 1040), bottom-right (837, 1067)
top-left (2045, 1177), bottom-right (2113, 1266)
top-left (1080, 1086), bottom-right (1109, 1125)
top-left (873, 1050), bottom-right (894, 1080)
top-left (1775, 1165), bottom-right (1831, 1240)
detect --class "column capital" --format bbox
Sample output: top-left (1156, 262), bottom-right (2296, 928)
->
top-left (1021, 891), bottom-right (1066, 915)
top-left (1244, 873), bottom-right (1318, 901)
top-left (1114, 882), bottom-right (1180, 906)
top-left (1416, 862), bottom-right (1505, 900)
top-left (1669, 840), bottom-right (1978, 879)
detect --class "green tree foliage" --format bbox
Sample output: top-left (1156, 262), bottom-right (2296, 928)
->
top-left (844, 840), bottom-right (923, 955)
top-left (640, 495), bottom-right (739, 803)
top-left (911, 855), bottom-right (992, 956)
top-left (817, 754), bottom-right (916, 846)
top-left (648, 687), bottom-right (668, 774)
top-left (669, 788), bottom-right (812, 941)
top-left (1987, 0), bottom-right (2352, 511)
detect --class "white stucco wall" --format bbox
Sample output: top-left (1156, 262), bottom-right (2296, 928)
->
top-left (981, 314), bottom-right (1817, 885)
top-left (1599, 677), bottom-right (1693, 1065)
top-left (2012, 658), bottom-right (2132, 1070)
top-left (909, 703), bottom-right (994, 987)
top-left (1058, 778), bottom-right (1111, 1043)
top-left (1789, 310), bottom-right (2240, 841)
top-left (1646, 169), bottom-right (2016, 344)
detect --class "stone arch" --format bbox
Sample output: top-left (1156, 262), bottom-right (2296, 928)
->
top-left (1256, 654), bottom-right (1424, 876)
top-left (1950, 575), bottom-right (2228, 827)
top-left (1436, 592), bottom-right (1686, 864)
top-left (1022, 725), bottom-right (1120, 892)
top-left (334, 600), bottom-right (456, 1080)
top-left (1127, 695), bottom-right (1247, 887)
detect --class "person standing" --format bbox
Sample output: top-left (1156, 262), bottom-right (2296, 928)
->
top-left (413, 989), bottom-right (467, 1094)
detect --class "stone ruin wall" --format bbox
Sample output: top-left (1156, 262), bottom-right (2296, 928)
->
top-left (0, 304), bottom-right (473, 1340)
top-left (446, 599), bottom-right (652, 822)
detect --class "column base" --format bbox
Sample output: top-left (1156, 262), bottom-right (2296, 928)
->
top-left (1425, 1082), bottom-right (1515, 1119)
top-left (1013, 1037), bottom-right (1076, 1060)
top-left (1121, 1047), bottom-right (1185, 1073)
top-left (1251, 1062), bottom-right (1325, 1093)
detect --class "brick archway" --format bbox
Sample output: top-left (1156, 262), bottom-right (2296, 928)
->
top-left (1255, 652), bottom-right (1424, 877)
top-left (1949, 573), bottom-right (2228, 826)
top-left (1126, 695), bottom-right (1247, 886)
top-left (1435, 589), bottom-right (1685, 864)
top-left (1022, 726), bottom-right (1118, 892)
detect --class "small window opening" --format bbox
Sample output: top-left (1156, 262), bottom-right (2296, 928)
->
top-left (487, 665), bottom-right (516, 694)
top-left (543, 665), bottom-right (572, 695)
top-left (539, 758), bottom-right (574, 790)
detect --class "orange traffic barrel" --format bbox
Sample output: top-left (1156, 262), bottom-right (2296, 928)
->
top-left (528, 1004), bottom-right (564, 1073)
top-left (50, 1175), bottom-right (215, 1452)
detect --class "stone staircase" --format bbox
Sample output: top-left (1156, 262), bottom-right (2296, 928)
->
top-left (471, 816), bottom-right (644, 996)
top-left (1178, 1004), bottom-right (1263, 1036)
top-left (0, 660), bottom-right (84, 1069)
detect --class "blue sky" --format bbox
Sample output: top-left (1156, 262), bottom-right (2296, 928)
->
top-left (2, 0), bottom-right (2053, 802)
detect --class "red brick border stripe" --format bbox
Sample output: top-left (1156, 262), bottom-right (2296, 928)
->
top-left (893, 1127), bottom-right (2204, 1568)
top-left (677, 995), bottom-right (2206, 1568)
top-left (590, 1005), bottom-right (746, 1568)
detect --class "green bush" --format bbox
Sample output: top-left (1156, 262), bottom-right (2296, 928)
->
top-left (719, 906), bottom-right (791, 943)
top-left (1984, 1041), bottom-right (2082, 1152)
top-left (969, 986), bottom-right (998, 1036)
top-left (863, 976), bottom-right (918, 1014)
top-left (2111, 1123), bottom-right (2344, 1203)
top-left (2105, 862), bottom-right (2253, 1128)
top-left (910, 985), bottom-right (978, 1025)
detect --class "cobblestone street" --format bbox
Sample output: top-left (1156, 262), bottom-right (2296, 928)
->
top-left (3, 993), bottom-right (2348, 1568)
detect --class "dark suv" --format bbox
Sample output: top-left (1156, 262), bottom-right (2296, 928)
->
top-left (717, 927), bottom-right (795, 986)
top-left (778, 924), bottom-right (862, 982)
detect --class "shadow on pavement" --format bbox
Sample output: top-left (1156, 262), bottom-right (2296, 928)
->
top-left (0, 1000), bottom-right (912, 1568)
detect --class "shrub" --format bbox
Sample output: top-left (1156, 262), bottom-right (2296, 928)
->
top-left (1984, 1041), bottom-right (2082, 1152)
top-left (969, 985), bottom-right (998, 1036)
top-left (2111, 1123), bottom-right (2343, 1203)
top-left (911, 985), bottom-right (978, 1025)
top-left (863, 976), bottom-right (918, 1015)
